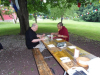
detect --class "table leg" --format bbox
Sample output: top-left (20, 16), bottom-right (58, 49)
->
top-left (64, 71), bottom-right (67, 75)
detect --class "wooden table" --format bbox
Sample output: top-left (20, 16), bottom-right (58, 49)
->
top-left (42, 37), bottom-right (96, 75)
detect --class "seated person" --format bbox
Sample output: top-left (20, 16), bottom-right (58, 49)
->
top-left (25, 23), bottom-right (46, 52)
top-left (51, 22), bottom-right (69, 41)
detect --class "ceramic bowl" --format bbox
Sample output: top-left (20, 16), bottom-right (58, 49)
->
top-left (76, 57), bottom-right (90, 67)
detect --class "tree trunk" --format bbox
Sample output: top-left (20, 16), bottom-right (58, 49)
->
top-left (35, 16), bottom-right (37, 23)
top-left (34, 13), bottom-right (37, 23)
top-left (10, 14), bottom-right (16, 23)
top-left (0, 10), bottom-right (4, 21)
top-left (12, 0), bottom-right (29, 35)
top-left (61, 16), bottom-right (63, 23)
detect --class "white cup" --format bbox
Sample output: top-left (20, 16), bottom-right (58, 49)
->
top-left (51, 35), bottom-right (53, 40)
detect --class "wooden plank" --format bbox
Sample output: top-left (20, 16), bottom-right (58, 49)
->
top-left (41, 38), bottom-right (97, 72)
top-left (32, 48), bottom-right (53, 75)
top-left (42, 40), bottom-right (78, 72)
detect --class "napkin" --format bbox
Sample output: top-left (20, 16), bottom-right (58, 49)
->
top-left (47, 35), bottom-right (51, 37)
top-left (47, 44), bottom-right (55, 48)
top-left (60, 57), bottom-right (71, 63)
top-left (68, 46), bottom-right (76, 49)
top-left (56, 38), bottom-right (62, 41)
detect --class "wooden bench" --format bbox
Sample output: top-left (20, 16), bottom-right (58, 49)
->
top-left (32, 48), bottom-right (53, 75)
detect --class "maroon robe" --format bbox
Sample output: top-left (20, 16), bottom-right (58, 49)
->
top-left (58, 26), bottom-right (69, 41)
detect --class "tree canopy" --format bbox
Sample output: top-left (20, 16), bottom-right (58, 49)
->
top-left (76, 2), bottom-right (100, 22)
top-left (1, 0), bottom-right (96, 14)
top-left (0, 0), bottom-right (97, 34)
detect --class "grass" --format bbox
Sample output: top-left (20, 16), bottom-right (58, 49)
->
top-left (0, 19), bottom-right (100, 41)
top-left (0, 22), bottom-right (20, 36)
top-left (63, 20), bottom-right (100, 41)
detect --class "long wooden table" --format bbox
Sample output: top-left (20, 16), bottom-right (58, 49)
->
top-left (42, 37), bottom-right (96, 75)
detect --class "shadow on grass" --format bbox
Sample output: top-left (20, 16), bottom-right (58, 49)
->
top-left (0, 27), bottom-right (20, 36)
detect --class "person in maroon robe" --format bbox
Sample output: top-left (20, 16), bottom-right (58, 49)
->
top-left (51, 22), bottom-right (69, 41)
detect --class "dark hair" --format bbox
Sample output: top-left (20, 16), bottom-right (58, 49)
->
top-left (57, 22), bottom-right (63, 26)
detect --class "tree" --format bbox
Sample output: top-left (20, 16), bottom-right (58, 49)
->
top-left (1, 0), bottom-right (96, 34)
top-left (2, 0), bottom-right (29, 34)
top-left (0, 5), bottom-right (4, 21)
top-left (64, 5), bottom-right (79, 19)
top-left (27, 0), bottom-right (49, 23)
top-left (0, 9), bottom-right (4, 21)
top-left (47, 4), bottom-right (79, 22)
top-left (3, 6), bottom-right (18, 23)
top-left (48, 5), bottom-right (66, 21)
top-left (12, 0), bottom-right (29, 34)
top-left (78, 2), bottom-right (100, 22)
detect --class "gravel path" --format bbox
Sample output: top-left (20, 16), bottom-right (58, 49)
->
top-left (0, 33), bottom-right (100, 75)
top-left (69, 33), bottom-right (100, 57)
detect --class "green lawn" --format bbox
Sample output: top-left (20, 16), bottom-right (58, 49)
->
top-left (0, 22), bottom-right (20, 36)
top-left (63, 20), bottom-right (100, 41)
top-left (0, 19), bottom-right (100, 41)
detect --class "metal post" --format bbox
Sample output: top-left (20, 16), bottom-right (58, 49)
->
top-left (64, 71), bottom-right (67, 75)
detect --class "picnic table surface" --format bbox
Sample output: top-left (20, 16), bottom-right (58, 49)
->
top-left (41, 37), bottom-right (97, 72)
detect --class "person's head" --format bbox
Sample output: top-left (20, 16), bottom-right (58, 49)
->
top-left (57, 22), bottom-right (63, 30)
top-left (31, 23), bottom-right (38, 31)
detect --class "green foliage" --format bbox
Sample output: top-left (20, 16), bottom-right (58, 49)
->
top-left (27, 0), bottom-right (96, 19)
top-left (47, 4), bottom-right (79, 20)
top-left (1, 0), bottom-right (9, 6)
top-left (1, 0), bottom-right (98, 21)
top-left (64, 5), bottom-right (79, 18)
top-left (27, 0), bottom-right (49, 14)
top-left (0, 5), bottom-right (15, 21)
top-left (4, 6), bottom-right (14, 15)
top-left (4, 10), bottom-right (12, 15)
top-left (77, 3), bottom-right (100, 22)
top-left (29, 15), bottom-right (34, 20)
top-left (48, 6), bottom-right (65, 20)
